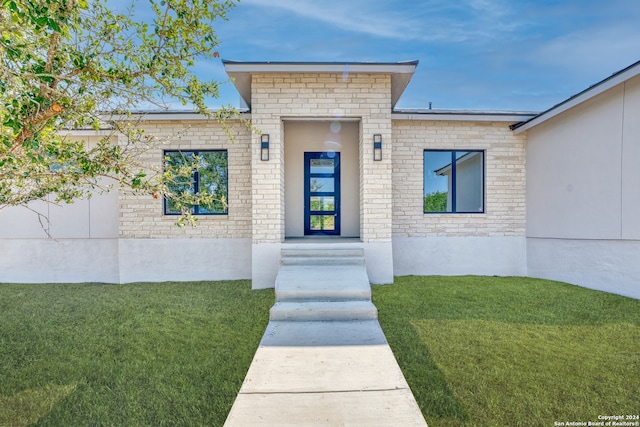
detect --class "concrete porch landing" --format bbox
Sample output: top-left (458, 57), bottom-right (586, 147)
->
top-left (224, 247), bottom-right (427, 426)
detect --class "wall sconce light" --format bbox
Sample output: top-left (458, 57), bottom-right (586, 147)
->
top-left (260, 134), bottom-right (269, 161)
top-left (373, 134), bottom-right (382, 161)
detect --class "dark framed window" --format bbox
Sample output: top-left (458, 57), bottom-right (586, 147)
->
top-left (163, 150), bottom-right (228, 215)
top-left (424, 150), bottom-right (484, 213)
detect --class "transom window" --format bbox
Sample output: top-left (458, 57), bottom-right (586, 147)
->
top-left (424, 150), bottom-right (484, 213)
top-left (164, 150), bottom-right (228, 215)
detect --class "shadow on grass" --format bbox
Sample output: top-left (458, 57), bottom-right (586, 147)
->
top-left (379, 316), bottom-right (469, 423)
top-left (0, 383), bottom-right (79, 427)
top-left (373, 276), bottom-right (640, 427)
top-left (0, 281), bottom-right (274, 427)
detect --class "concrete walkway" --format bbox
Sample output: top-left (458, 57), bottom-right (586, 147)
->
top-left (224, 246), bottom-right (427, 426)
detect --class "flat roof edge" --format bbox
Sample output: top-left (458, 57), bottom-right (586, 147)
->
top-left (62, 110), bottom-right (252, 134)
top-left (392, 110), bottom-right (537, 123)
top-left (108, 110), bottom-right (251, 121)
top-left (222, 59), bottom-right (419, 74)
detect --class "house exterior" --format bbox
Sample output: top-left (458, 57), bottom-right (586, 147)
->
top-left (0, 59), bottom-right (638, 299)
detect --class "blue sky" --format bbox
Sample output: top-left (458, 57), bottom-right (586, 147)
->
top-left (206, 0), bottom-right (640, 112)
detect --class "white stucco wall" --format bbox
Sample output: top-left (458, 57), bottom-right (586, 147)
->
top-left (0, 214), bottom-right (120, 282)
top-left (527, 238), bottom-right (640, 299)
top-left (0, 239), bottom-right (120, 283)
top-left (621, 75), bottom-right (640, 239)
top-left (118, 238), bottom-right (252, 283)
top-left (0, 136), bottom-right (121, 283)
top-left (0, 146), bottom-right (119, 240)
top-left (526, 85), bottom-right (625, 239)
top-left (393, 236), bottom-right (526, 277)
top-left (526, 75), bottom-right (640, 297)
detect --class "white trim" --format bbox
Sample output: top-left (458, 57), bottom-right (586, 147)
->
top-left (222, 61), bottom-right (418, 74)
top-left (513, 61), bottom-right (640, 134)
top-left (112, 111), bottom-right (251, 121)
top-left (63, 129), bottom-right (114, 136)
top-left (61, 111), bottom-right (251, 135)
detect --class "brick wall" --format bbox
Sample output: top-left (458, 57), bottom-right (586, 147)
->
top-left (118, 84), bottom-right (523, 243)
top-left (119, 120), bottom-right (252, 239)
top-left (392, 120), bottom-right (526, 237)
top-left (251, 73), bottom-right (393, 243)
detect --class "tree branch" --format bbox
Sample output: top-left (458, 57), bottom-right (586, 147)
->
top-left (10, 103), bottom-right (65, 153)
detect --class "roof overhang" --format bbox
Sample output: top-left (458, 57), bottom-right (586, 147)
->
top-left (393, 109), bottom-right (537, 123)
top-left (512, 59), bottom-right (640, 134)
top-left (223, 60), bottom-right (419, 109)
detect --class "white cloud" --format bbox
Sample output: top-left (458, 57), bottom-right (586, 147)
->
top-left (240, 0), bottom-right (522, 43)
top-left (529, 23), bottom-right (640, 81)
top-left (240, 0), bottom-right (418, 40)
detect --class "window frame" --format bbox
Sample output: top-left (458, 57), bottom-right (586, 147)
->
top-left (163, 149), bottom-right (229, 216)
top-left (423, 149), bottom-right (485, 214)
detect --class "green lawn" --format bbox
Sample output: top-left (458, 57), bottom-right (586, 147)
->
top-left (373, 276), bottom-right (640, 427)
top-left (0, 281), bottom-right (273, 427)
top-left (1, 277), bottom-right (638, 427)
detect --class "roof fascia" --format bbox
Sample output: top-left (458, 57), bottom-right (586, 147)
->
top-left (512, 60), bottom-right (640, 134)
top-left (392, 111), bottom-right (537, 123)
top-left (109, 110), bottom-right (251, 121)
top-left (63, 129), bottom-right (115, 136)
top-left (222, 60), bottom-right (419, 74)
top-left (223, 60), bottom-right (419, 109)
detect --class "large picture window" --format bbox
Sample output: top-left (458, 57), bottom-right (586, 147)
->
top-left (424, 150), bottom-right (484, 213)
top-left (164, 150), bottom-right (228, 215)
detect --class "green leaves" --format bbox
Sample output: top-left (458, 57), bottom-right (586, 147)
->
top-left (3, 0), bottom-right (77, 32)
top-left (0, 0), bottom-right (240, 216)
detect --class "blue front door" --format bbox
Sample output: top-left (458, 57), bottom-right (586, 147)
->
top-left (304, 152), bottom-right (340, 236)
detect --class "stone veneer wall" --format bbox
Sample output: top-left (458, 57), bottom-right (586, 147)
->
top-left (118, 120), bottom-right (252, 239)
top-left (250, 72), bottom-right (393, 244)
top-left (392, 120), bottom-right (526, 237)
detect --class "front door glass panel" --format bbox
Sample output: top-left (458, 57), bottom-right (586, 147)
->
top-left (310, 215), bottom-right (335, 231)
top-left (310, 196), bottom-right (335, 211)
top-left (310, 158), bottom-right (335, 174)
top-left (309, 178), bottom-right (334, 193)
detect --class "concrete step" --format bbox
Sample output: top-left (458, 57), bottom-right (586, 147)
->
top-left (275, 265), bottom-right (371, 302)
top-left (281, 256), bottom-right (365, 266)
top-left (270, 300), bottom-right (378, 322)
top-left (280, 247), bottom-right (365, 266)
top-left (280, 247), bottom-right (364, 258)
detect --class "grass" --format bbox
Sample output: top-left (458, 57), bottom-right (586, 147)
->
top-left (373, 276), bottom-right (640, 427)
top-left (2, 277), bottom-right (638, 426)
top-left (0, 281), bottom-right (274, 427)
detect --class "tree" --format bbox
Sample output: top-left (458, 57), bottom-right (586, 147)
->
top-left (0, 0), bottom-right (239, 222)
top-left (424, 190), bottom-right (447, 213)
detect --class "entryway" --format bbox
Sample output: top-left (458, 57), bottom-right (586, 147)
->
top-left (284, 120), bottom-right (360, 238)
